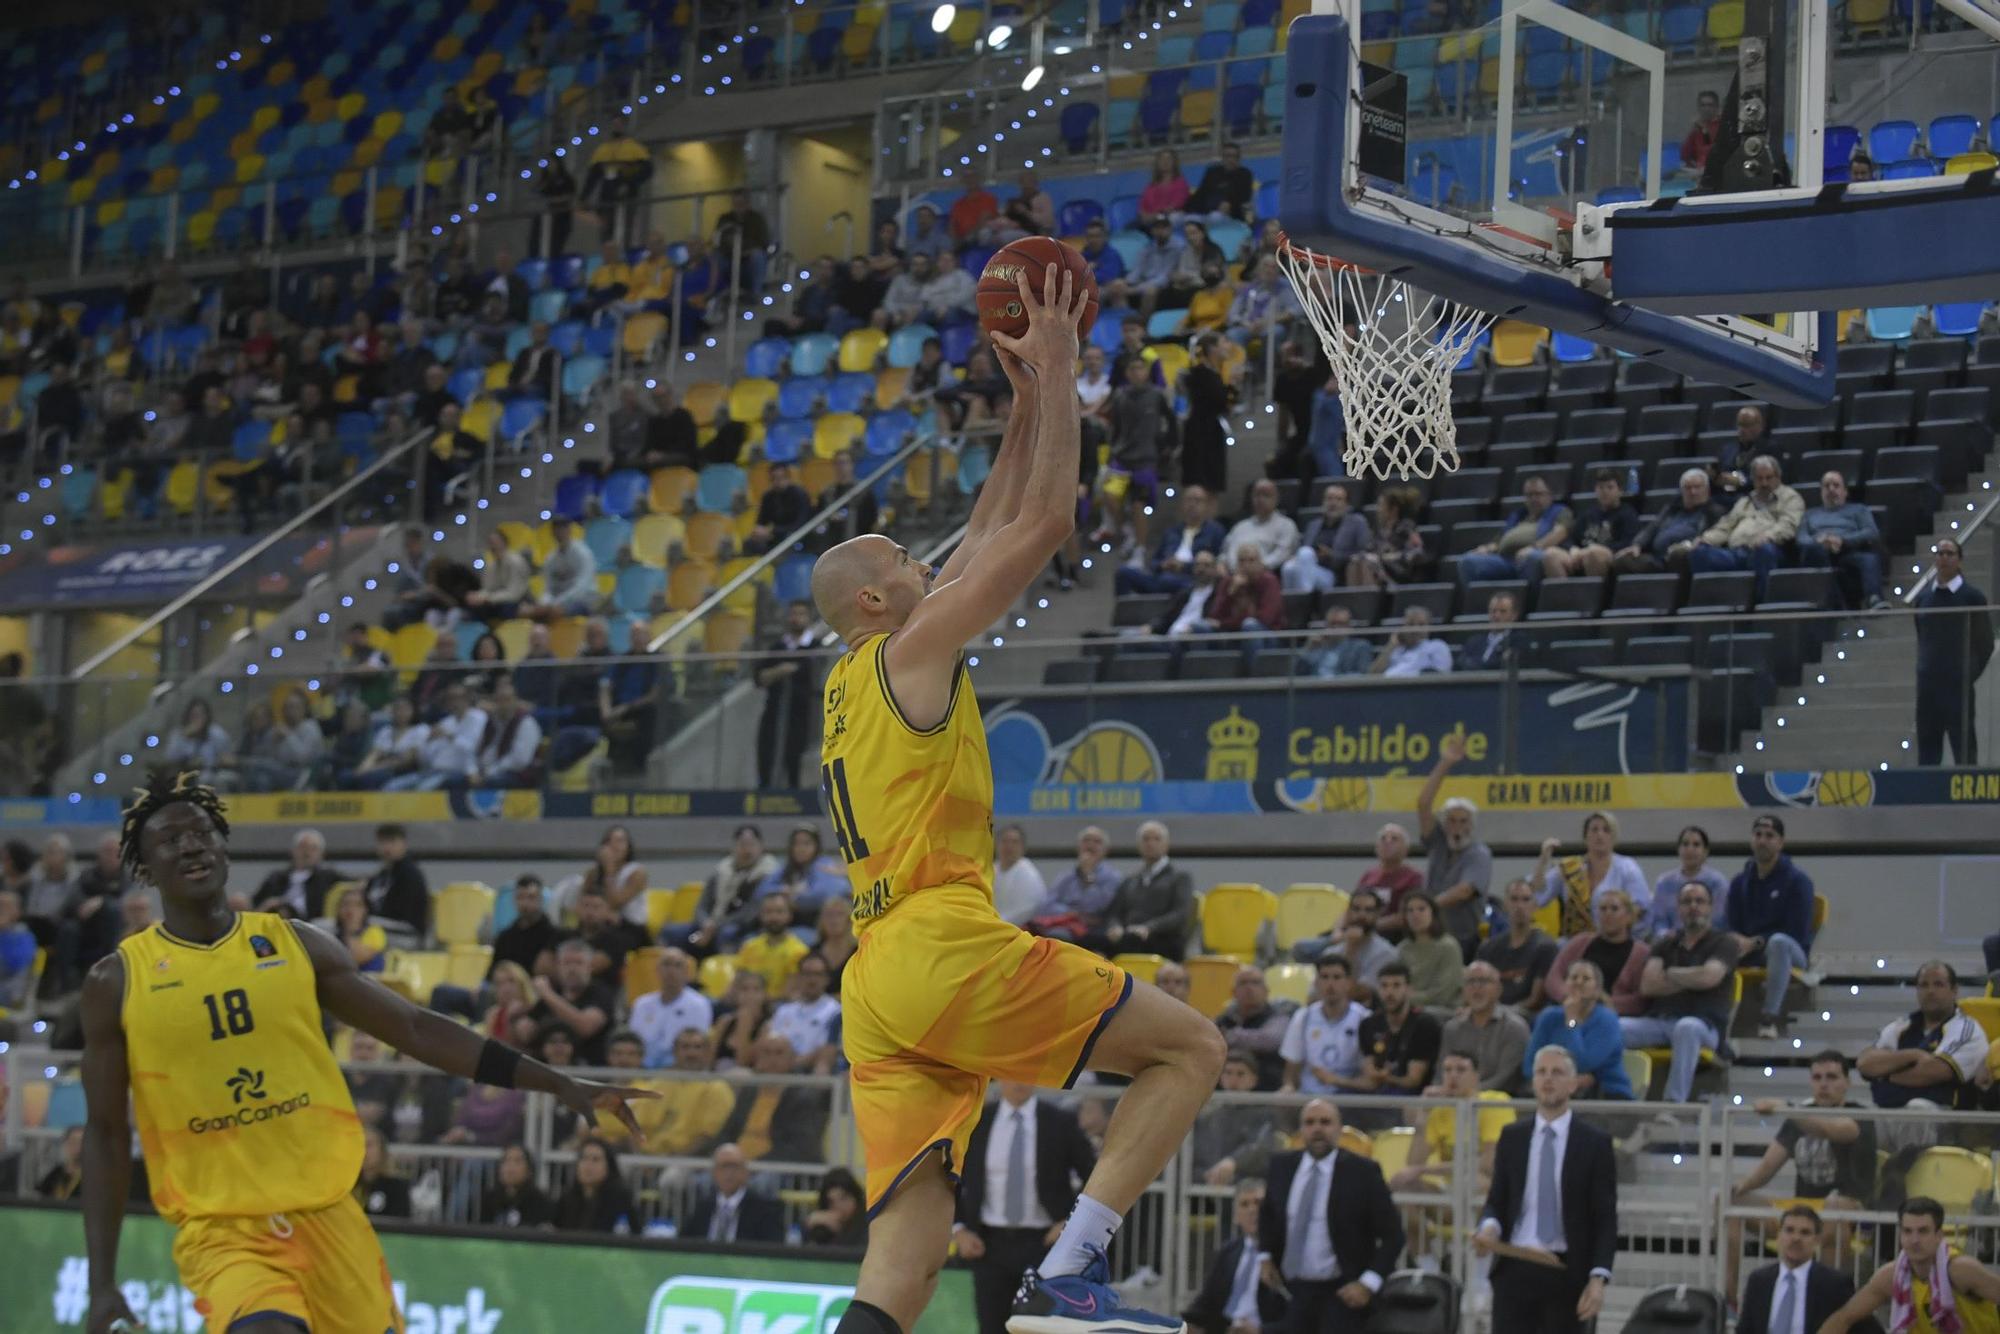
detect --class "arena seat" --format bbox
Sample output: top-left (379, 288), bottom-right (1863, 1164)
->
top-left (1265, 962), bottom-right (1315, 1006)
top-left (698, 954), bottom-right (739, 996)
top-left (1201, 884), bottom-right (1278, 956)
top-left (1112, 952), bottom-right (1169, 985)
top-left (1184, 955), bottom-right (1241, 1018)
top-left (433, 882), bottom-right (494, 947)
top-left (1277, 884), bottom-right (1349, 951)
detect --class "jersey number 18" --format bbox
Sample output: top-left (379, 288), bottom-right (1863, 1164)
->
top-left (203, 988), bottom-right (256, 1041)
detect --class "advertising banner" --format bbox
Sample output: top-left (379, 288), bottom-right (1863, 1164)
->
top-left (0, 527), bottom-right (380, 611)
top-left (1, 1204), bottom-right (974, 1333)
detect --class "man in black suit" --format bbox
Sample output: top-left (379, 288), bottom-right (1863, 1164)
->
top-left (1259, 1098), bottom-right (1405, 1334)
top-left (1738, 1205), bottom-right (1865, 1334)
top-left (683, 1142), bottom-right (786, 1244)
top-left (1474, 1046), bottom-right (1618, 1334)
top-left (1456, 591), bottom-right (1520, 672)
top-left (250, 828), bottom-right (344, 920)
top-left (953, 1082), bottom-right (1099, 1334)
top-left (1185, 1177), bottom-right (1287, 1333)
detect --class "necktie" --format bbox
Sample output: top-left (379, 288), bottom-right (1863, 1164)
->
top-left (1534, 1125), bottom-right (1561, 1244)
top-left (1227, 1243), bottom-right (1260, 1317)
top-left (712, 1198), bottom-right (735, 1241)
top-left (1283, 1159), bottom-right (1323, 1279)
top-left (1773, 1271), bottom-right (1798, 1334)
top-left (1004, 1107), bottom-right (1029, 1226)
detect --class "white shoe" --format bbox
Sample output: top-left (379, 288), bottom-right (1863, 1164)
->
top-left (1757, 1021), bottom-right (1780, 1040)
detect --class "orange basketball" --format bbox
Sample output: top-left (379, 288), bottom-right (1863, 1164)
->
top-left (976, 235), bottom-right (1099, 341)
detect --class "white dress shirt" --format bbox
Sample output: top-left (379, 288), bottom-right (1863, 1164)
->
top-left (1769, 1259), bottom-right (1812, 1334)
top-left (980, 1098), bottom-right (1054, 1230)
top-left (992, 857), bottom-right (1047, 926)
top-left (1478, 1108), bottom-right (1610, 1281)
top-left (1281, 1150), bottom-right (1385, 1290)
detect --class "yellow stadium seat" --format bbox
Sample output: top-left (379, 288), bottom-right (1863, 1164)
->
top-left (645, 888), bottom-right (681, 938)
top-left (699, 954), bottom-right (738, 995)
top-left (718, 557), bottom-right (762, 615)
top-left (164, 460), bottom-right (202, 515)
top-left (235, 153), bottom-right (268, 184)
top-left (99, 471), bottom-right (131, 522)
top-left (461, 397), bottom-right (501, 443)
top-left (1532, 897), bottom-right (1561, 938)
top-left (874, 366), bottom-right (911, 410)
top-left (1185, 954), bottom-right (1240, 1019)
top-left (843, 22), bottom-right (879, 61)
top-left (371, 110), bottom-right (404, 140)
top-left (670, 883), bottom-right (704, 921)
top-left (1836, 308), bottom-right (1865, 342)
top-left (837, 328), bottom-right (889, 372)
top-left (546, 616), bottom-right (587, 658)
top-left (801, 456), bottom-right (836, 497)
top-left (389, 622), bottom-right (439, 668)
top-left (682, 380), bottom-right (727, 422)
top-left (813, 412), bottom-right (867, 460)
top-left (1108, 73), bottom-right (1147, 100)
top-left (1362, 41), bottom-right (1395, 67)
top-left (482, 361), bottom-right (512, 391)
top-left (1622, 1049), bottom-right (1654, 1096)
top-left (1489, 319), bottom-right (1548, 367)
top-left (229, 128), bottom-right (260, 159)
top-left (433, 34), bottom-right (464, 61)
top-left (147, 165), bottom-right (180, 193)
top-left (1181, 90), bottom-right (1216, 134)
top-left (901, 448), bottom-right (956, 505)
top-left (1277, 884), bottom-right (1349, 951)
top-left (1266, 962), bottom-right (1315, 1006)
top-left (1142, 343), bottom-right (1190, 386)
top-left (631, 513), bottom-right (686, 568)
top-left (493, 618), bottom-right (534, 660)
top-left (336, 92), bottom-right (367, 121)
top-left (1438, 31), bottom-right (1484, 61)
top-left (20, 1078), bottom-right (50, 1127)
top-left (1707, 0), bottom-right (1746, 47)
top-left (1946, 152), bottom-right (1999, 176)
top-left (1112, 952), bottom-right (1168, 985)
top-left (301, 74), bottom-right (332, 103)
top-left (729, 508), bottom-right (760, 546)
top-left (265, 59), bottom-right (297, 86)
top-left (66, 177), bottom-right (95, 207)
top-left (191, 91), bottom-right (222, 121)
top-left (704, 611), bottom-right (753, 660)
top-left (383, 950), bottom-right (449, 1001)
top-left (250, 104), bottom-right (282, 134)
top-left (472, 51), bottom-right (504, 81)
top-left (667, 562), bottom-right (714, 611)
top-left (1478, 56), bottom-right (1516, 98)
top-left (1906, 1146), bottom-right (1996, 1215)
top-left (445, 945), bottom-right (492, 990)
top-left (351, 139), bottom-right (384, 170)
top-left (185, 212), bottom-right (217, 248)
top-left (649, 465), bottom-right (698, 516)
top-left (210, 185), bottom-right (243, 213)
top-left (0, 376), bottom-right (17, 407)
top-left (623, 312), bottom-right (668, 358)
top-left (434, 882), bottom-right (495, 947)
top-left (1961, 997), bottom-right (2000, 1043)
top-left (1372, 1126), bottom-right (1417, 1178)
top-left (946, 6), bottom-right (982, 45)
top-left (625, 946), bottom-right (664, 1008)
top-left (728, 377), bottom-right (780, 422)
top-left (683, 511), bottom-right (734, 560)
top-left (1201, 884), bottom-right (1277, 957)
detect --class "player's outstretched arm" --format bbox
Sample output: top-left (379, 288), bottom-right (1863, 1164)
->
top-left (933, 349), bottom-right (1038, 587)
top-left (78, 954), bottom-right (142, 1334)
top-left (292, 920), bottom-right (654, 1135)
top-left (890, 264), bottom-right (1084, 674)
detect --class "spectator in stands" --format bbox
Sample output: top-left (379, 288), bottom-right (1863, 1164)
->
top-left (1546, 887), bottom-right (1651, 1017)
top-left (1542, 469), bottom-right (1641, 579)
top-left (807, 451), bottom-right (879, 553)
top-left (1914, 537), bottom-right (1994, 765)
top-left (1725, 815), bottom-right (1818, 1039)
top-left (1532, 811), bottom-right (1649, 938)
top-left (1217, 967), bottom-right (1298, 1091)
top-left (1615, 467), bottom-right (1727, 575)
top-left (1128, 216), bottom-right (1185, 317)
top-left (382, 527), bottom-right (438, 631)
top-left (1156, 961), bottom-right (1193, 1007)
top-left (1682, 90), bottom-right (1723, 173)
top-left (735, 891), bottom-right (812, 997)
top-left (409, 634), bottom-right (466, 724)
top-left (1727, 1051), bottom-right (1876, 1296)
top-left (879, 252), bottom-right (930, 327)
top-left (361, 823), bottom-right (429, 939)
top-left (531, 938), bottom-right (617, 1065)
top-left (584, 118), bottom-right (652, 243)
top-left (1198, 544), bottom-right (1286, 654)
top-left (568, 886), bottom-right (641, 983)
top-left (1859, 960), bottom-right (1990, 1111)
top-left (1103, 821), bottom-right (1195, 959)
top-left (769, 952), bottom-right (842, 1073)
top-left (1299, 607), bottom-right (1375, 678)
top-left (628, 948), bottom-right (712, 1067)
top-left (993, 168), bottom-right (1056, 242)
top-left (992, 824), bottom-right (1046, 928)
top-left (917, 250), bottom-right (977, 326)
top-left (464, 529), bottom-right (531, 622)
top-left (1280, 954), bottom-right (1372, 1094)
top-left (756, 823), bottom-right (846, 926)
top-left (1848, 153), bottom-right (1876, 182)
top-left (73, 834), bottom-right (135, 972)
top-left (1028, 826), bottom-right (1121, 949)
top-left (1140, 148), bottom-right (1191, 223)
top-left (1078, 218), bottom-right (1127, 305)
top-left (745, 461), bottom-right (812, 555)
top-left (1182, 330), bottom-right (1241, 495)
top-left (1797, 470), bottom-right (1887, 609)
top-left (1282, 481), bottom-right (1370, 595)
top-left (810, 897), bottom-right (857, 996)
top-left (346, 697), bottom-right (427, 791)
top-left (598, 621), bottom-right (662, 775)
top-left (1392, 1049), bottom-right (1511, 1195)
top-left (164, 698), bottom-right (230, 776)
top-left (439, 1071), bottom-right (527, 1148)
top-left (1455, 591), bottom-right (1520, 672)
top-left (1411, 735), bottom-right (1492, 956)
top-left (1372, 606), bottom-right (1452, 678)
top-left (252, 829), bottom-right (341, 920)
top-left (1348, 486), bottom-right (1428, 587)
top-left (1398, 893), bottom-right (1466, 1009)
top-left (1645, 826), bottom-right (1732, 942)
top-left (832, 254), bottom-right (887, 329)
top-left (1098, 357), bottom-right (1172, 552)
top-left (1621, 880), bottom-right (1739, 1103)
top-left (1477, 879), bottom-right (1560, 1014)
top-left (949, 165), bottom-right (1001, 242)
top-left (386, 681), bottom-right (487, 790)
top-left (482, 1144), bottom-right (554, 1228)
top-left (1458, 476), bottom-right (1573, 585)
top-left (714, 189), bottom-right (773, 296)
top-left (710, 968), bottom-right (776, 1070)
top-left (1190, 142), bottom-right (1257, 222)
top-left (0, 887), bottom-right (36, 1010)
top-left (532, 516), bottom-right (600, 617)
top-left (805, 1168), bottom-right (868, 1248)
top-left (474, 676), bottom-right (542, 788)
top-left (332, 890), bottom-right (387, 974)
top-left (1225, 256), bottom-right (1300, 351)
top-left (1192, 1055), bottom-right (1281, 1187)
top-left (767, 255), bottom-right (840, 337)
top-left (554, 1137), bottom-right (634, 1234)
top-left (507, 321), bottom-right (559, 401)
top-left (643, 382), bottom-right (698, 470)
top-left (1444, 962), bottom-right (1532, 1094)
top-left (673, 824), bottom-right (778, 957)
top-left (1118, 484), bottom-right (1224, 596)
top-left (1526, 960), bottom-right (1633, 1099)
top-left (493, 875), bottom-right (557, 979)
top-left (1295, 889), bottom-right (1400, 991)
top-left (1186, 259), bottom-right (1235, 334)
top-left (1078, 341), bottom-right (1114, 451)
top-left (905, 203), bottom-right (952, 262)
top-left (1150, 549), bottom-right (1225, 640)
top-left (1221, 478), bottom-right (1301, 572)
top-left (1685, 454), bottom-right (1803, 596)
top-left (1354, 961), bottom-right (1443, 1112)
top-left (1165, 222), bottom-right (1227, 316)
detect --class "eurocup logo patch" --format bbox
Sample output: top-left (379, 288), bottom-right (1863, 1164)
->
top-left (249, 934), bottom-right (277, 959)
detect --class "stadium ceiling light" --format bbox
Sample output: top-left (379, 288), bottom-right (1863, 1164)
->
top-left (1021, 64), bottom-right (1045, 91)
top-left (931, 4), bottom-right (957, 34)
top-left (988, 22), bottom-right (1013, 47)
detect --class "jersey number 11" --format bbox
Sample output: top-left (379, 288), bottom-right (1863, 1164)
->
top-left (822, 758), bottom-right (871, 863)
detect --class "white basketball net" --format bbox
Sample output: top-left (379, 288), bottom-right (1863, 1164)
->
top-left (1278, 240), bottom-right (1496, 480)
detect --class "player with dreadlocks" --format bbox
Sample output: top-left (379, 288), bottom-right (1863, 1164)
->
top-left (80, 770), bottom-right (654, 1334)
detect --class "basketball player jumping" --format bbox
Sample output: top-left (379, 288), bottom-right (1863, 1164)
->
top-left (810, 263), bottom-right (1225, 1334)
top-left (80, 770), bottom-right (651, 1334)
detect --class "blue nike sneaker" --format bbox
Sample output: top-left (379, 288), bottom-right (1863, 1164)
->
top-left (1006, 1245), bottom-right (1187, 1334)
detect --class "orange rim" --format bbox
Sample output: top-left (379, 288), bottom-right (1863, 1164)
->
top-left (1275, 231), bottom-right (1374, 276)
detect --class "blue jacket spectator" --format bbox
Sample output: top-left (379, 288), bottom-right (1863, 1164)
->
top-left (0, 888), bottom-right (36, 1009)
top-left (1613, 469), bottom-right (1726, 575)
top-left (1457, 477), bottom-right (1573, 583)
top-left (1128, 218), bottom-right (1185, 299)
top-left (1727, 815), bottom-right (1816, 1034)
top-left (1116, 488), bottom-right (1226, 596)
top-left (1525, 973), bottom-right (1632, 1099)
top-left (1030, 826), bottom-right (1123, 939)
top-left (1797, 470), bottom-right (1886, 608)
top-left (1079, 221), bottom-right (1127, 285)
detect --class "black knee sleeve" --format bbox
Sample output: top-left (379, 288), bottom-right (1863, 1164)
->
top-left (835, 1299), bottom-right (904, 1334)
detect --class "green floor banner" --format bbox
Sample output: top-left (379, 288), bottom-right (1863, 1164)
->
top-left (1, 1205), bottom-right (974, 1333)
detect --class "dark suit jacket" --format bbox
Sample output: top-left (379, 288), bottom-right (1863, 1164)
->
top-left (1184, 1233), bottom-right (1288, 1334)
top-left (955, 1098), bottom-right (1097, 1236)
top-left (251, 865), bottom-right (344, 920)
top-left (1147, 518), bottom-right (1227, 573)
top-left (1151, 581), bottom-right (1219, 635)
top-left (1259, 1148), bottom-right (1404, 1285)
top-left (1738, 1260), bottom-right (1869, 1334)
top-left (1457, 628), bottom-right (1517, 672)
top-left (1481, 1115), bottom-right (1619, 1286)
top-left (683, 1189), bottom-right (786, 1244)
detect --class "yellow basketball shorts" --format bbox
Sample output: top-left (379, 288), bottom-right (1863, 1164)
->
top-left (841, 884), bottom-right (1133, 1215)
top-left (173, 1193), bottom-right (404, 1334)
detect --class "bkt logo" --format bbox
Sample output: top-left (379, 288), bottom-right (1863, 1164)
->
top-left (226, 1067), bottom-right (266, 1105)
top-left (646, 1278), bottom-right (853, 1334)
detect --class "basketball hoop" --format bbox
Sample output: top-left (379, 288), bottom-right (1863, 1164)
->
top-left (1277, 234), bottom-right (1495, 480)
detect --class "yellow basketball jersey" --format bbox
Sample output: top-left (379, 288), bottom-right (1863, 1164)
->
top-left (117, 912), bottom-right (363, 1223)
top-left (820, 631), bottom-right (994, 934)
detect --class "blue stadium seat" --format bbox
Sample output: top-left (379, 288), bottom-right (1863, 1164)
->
top-left (1659, 5), bottom-right (1706, 53)
top-left (585, 325), bottom-right (618, 358)
top-left (1139, 96), bottom-right (1178, 140)
top-left (1147, 309), bottom-right (1189, 339)
top-left (231, 419), bottom-right (272, 461)
top-left (1158, 35), bottom-right (1195, 64)
top-left (60, 468), bottom-right (96, 521)
top-left (602, 469), bottom-right (650, 518)
top-left (552, 474), bottom-right (599, 521)
top-left (1884, 157), bottom-right (1939, 178)
top-left (696, 464), bottom-right (747, 513)
top-left (764, 419), bottom-right (811, 464)
top-left (549, 320), bottom-right (587, 359)
top-left (1928, 114), bottom-right (1981, 159)
top-left (775, 552), bottom-right (816, 606)
top-left (614, 563), bottom-right (665, 615)
top-left (530, 290), bottom-right (569, 324)
top-left (1106, 99), bottom-right (1140, 147)
top-left (1596, 185), bottom-right (1645, 204)
top-left (1223, 85), bottom-right (1260, 136)
top-left (552, 255), bottom-right (588, 290)
top-left (1061, 103), bottom-right (1100, 153)
top-left (1933, 302), bottom-right (1989, 337)
top-left (1865, 306), bottom-right (1923, 340)
top-left (1194, 31), bottom-right (1234, 63)
top-left (886, 325), bottom-right (937, 369)
top-left (1552, 332), bottom-right (1598, 362)
top-left (828, 372), bottom-right (876, 414)
top-left (789, 333), bottom-right (840, 377)
top-left (865, 409), bottom-right (916, 457)
top-left (561, 355), bottom-right (607, 398)
top-left (1869, 119), bottom-right (1921, 163)
top-left (1204, 1), bottom-right (1242, 31)
top-left (499, 398), bottom-right (547, 444)
top-left (1226, 57), bottom-right (1269, 86)
top-left (1824, 125), bottom-right (1861, 178)
top-left (448, 368), bottom-right (485, 405)
top-left (1524, 51), bottom-right (1568, 98)
top-left (505, 326), bottom-right (535, 361)
top-left (1107, 195), bottom-right (1143, 232)
top-left (778, 376), bottom-right (830, 420)
top-left (1060, 199), bottom-right (1106, 233)
top-left (516, 257), bottom-right (549, 290)
top-left (1234, 26), bottom-right (1275, 56)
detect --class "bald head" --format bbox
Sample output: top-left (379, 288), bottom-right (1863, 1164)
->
top-left (811, 534), bottom-right (936, 642)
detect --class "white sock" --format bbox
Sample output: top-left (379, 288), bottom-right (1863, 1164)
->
top-left (1038, 1193), bottom-right (1124, 1279)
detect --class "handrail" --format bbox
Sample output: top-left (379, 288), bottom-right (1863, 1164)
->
top-left (647, 426), bottom-right (987, 654)
top-left (1903, 484), bottom-right (2000, 604)
top-left (68, 428), bottom-right (429, 680)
